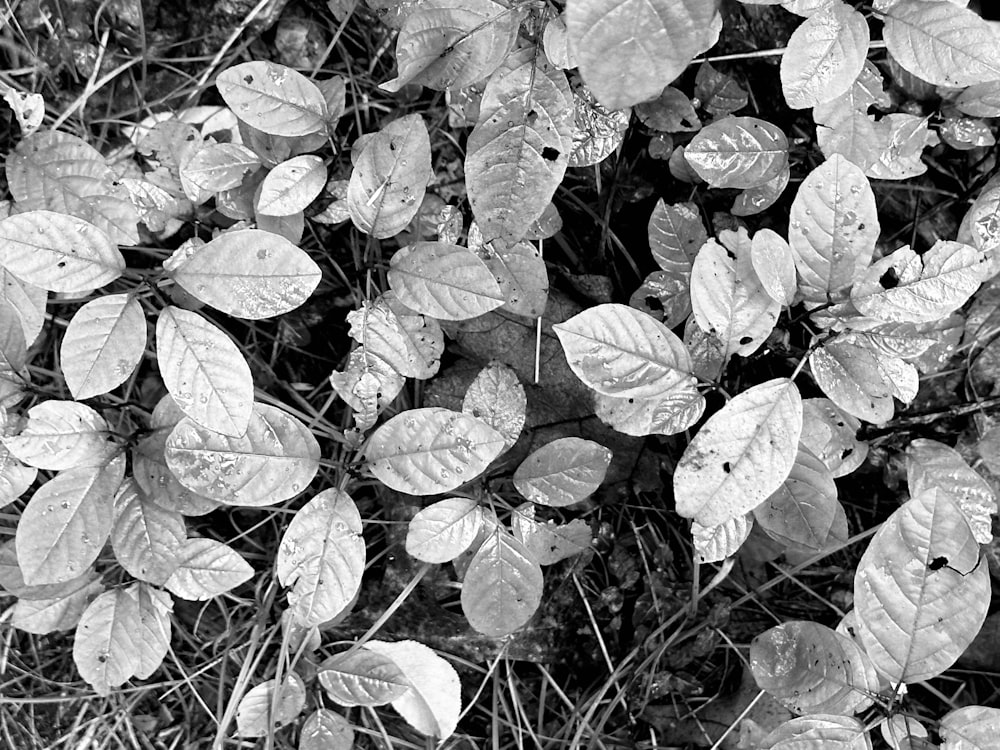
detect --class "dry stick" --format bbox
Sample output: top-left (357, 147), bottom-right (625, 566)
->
top-left (535, 238), bottom-right (544, 384)
top-left (691, 40), bottom-right (887, 65)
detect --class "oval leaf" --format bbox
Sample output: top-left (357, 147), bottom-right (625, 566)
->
top-left (256, 155), bottom-right (326, 216)
top-left (164, 538), bottom-right (253, 600)
top-left (61, 293), bottom-right (146, 399)
top-left (388, 242), bottom-right (505, 320)
top-left (513, 437), bottom-right (612, 507)
top-left (760, 715), bottom-right (872, 750)
top-left (110, 479), bottom-right (186, 585)
top-left (406, 497), bottom-right (484, 563)
top-left (235, 673), bottom-right (307, 737)
top-left (73, 587), bottom-right (141, 696)
top-left (318, 648), bottom-right (411, 707)
top-left (940, 705), bottom-right (1000, 750)
top-left (4, 400), bottom-right (112, 470)
top-left (685, 117), bottom-right (789, 189)
top-left (461, 527), bottom-right (543, 637)
top-left (217, 61), bottom-right (327, 136)
top-left (461, 362), bottom-right (526, 449)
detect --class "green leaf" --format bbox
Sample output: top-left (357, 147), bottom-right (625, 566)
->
top-left (751, 621), bottom-right (881, 714)
top-left (853, 489), bottom-right (990, 683)
top-left (691, 514), bottom-right (753, 563)
top-left (733, 165), bottom-right (790, 217)
top-left (0, 442), bottom-right (35, 509)
top-left (513, 437), bottom-right (612, 507)
top-left (674, 378), bottom-right (803, 526)
top-left (6, 130), bottom-right (108, 212)
top-left (1, 266), bottom-right (46, 347)
top-left (235, 673), bottom-right (307, 737)
top-left (73, 587), bottom-right (142, 696)
top-left (365, 407), bottom-right (506, 495)
top-left (11, 576), bottom-right (103, 634)
top-left (553, 303), bottom-right (696, 399)
top-left (178, 142), bottom-right (262, 199)
top-left (110, 478), bottom-right (186, 585)
top-left (566, 0), bottom-right (719, 110)
top-left (0, 210), bottom-right (124, 293)
top-left (461, 362), bottom-right (526, 449)
top-left (800, 398), bottom-right (868, 478)
top-left (461, 527), bottom-right (543, 637)
top-left (348, 114), bottom-right (431, 239)
top-left (809, 337), bottom-right (896, 425)
top-left (477, 239), bottom-right (549, 318)
top-left (405, 497), bottom-right (484, 563)
top-left (759, 715), bottom-right (871, 749)
top-left (129, 583), bottom-right (172, 679)
top-left (750, 228), bottom-right (797, 306)
top-left (381, 0), bottom-right (519, 92)
top-left (345, 295), bottom-right (443, 380)
top-left (593, 383), bottom-right (706, 437)
top-left (164, 537), bottom-right (253, 600)
top-left (166, 229), bottom-right (322, 320)
top-left (939, 705), bottom-right (1000, 750)
top-left (387, 242), bottom-right (505, 321)
top-left (685, 117), bottom-right (789, 189)
top-left (779, 2), bottom-right (869, 109)
top-left (60, 293), bottom-right (146, 400)
top-left (217, 61), bottom-right (327, 136)
top-left (156, 306), bottom-right (254, 437)
top-left (3, 400), bottom-right (113, 470)
top-left (466, 47), bottom-right (574, 244)
top-left (511, 503), bottom-right (591, 565)
top-left (277, 489), bottom-right (365, 626)
top-left (567, 85), bottom-right (631, 167)
top-left (165, 403), bottom-right (319, 506)
top-left (256, 154), bottom-right (326, 216)
top-left (299, 709), bottom-right (355, 750)
top-left (318, 648), bottom-right (411, 707)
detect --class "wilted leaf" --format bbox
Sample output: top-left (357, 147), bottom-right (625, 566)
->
top-left (164, 537), bottom-right (253, 600)
top-left (406, 497), bottom-right (483, 563)
top-left (217, 61), bottom-right (327, 136)
top-left (318, 648), bottom-right (410, 707)
top-left (461, 527), bottom-right (543, 637)
top-left (685, 117), bottom-right (788, 189)
top-left (815, 62), bottom-right (889, 171)
top-left (513, 437), bottom-right (612, 507)
top-left (61, 293), bottom-right (146, 399)
top-left (865, 113), bottom-right (937, 181)
top-left (235, 673), bottom-right (307, 736)
top-left (388, 242), bottom-right (505, 320)
top-left (345, 295), bottom-right (443, 380)
top-left (694, 62), bottom-right (748, 117)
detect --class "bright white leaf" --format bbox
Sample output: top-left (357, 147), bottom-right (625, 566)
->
top-left (235, 673), bottom-right (307, 737)
top-left (478, 239), bottom-right (549, 318)
top-left (853, 489), bottom-right (990, 683)
top-left (513, 437), bottom-right (612, 507)
top-left (674, 378), bottom-right (803, 527)
top-left (750, 229), bottom-right (797, 306)
top-left (179, 142), bottom-right (261, 198)
top-left (685, 117), bottom-right (789, 189)
top-left (800, 398), bottom-right (868, 478)
top-left (156, 306), bottom-right (254, 437)
top-left (277, 489), bottom-right (365, 626)
top-left (939, 705), bottom-right (1000, 750)
top-left (406, 497), bottom-right (484, 563)
top-left (61, 293), bottom-right (146, 399)
top-left (129, 583), bottom-right (172, 679)
top-left (165, 403), bottom-right (319, 506)
top-left (11, 576), bottom-right (102, 634)
top-left (593, 383), bottom-right (706, 437)
top-left (3, 400), bottom-right (112, 470)
top-left (217, 61), bottom-right (327, 136)
top-left (0, 443), bottom-right (36, 509)
top-left (164, 537), bottom-right (253, 600)
top-left (733, 165), bottom-right (790, 217)
top-left (6, 130), bottom-right (108, 212)
top-left (365, 407), bottom-right (505, 495)
top-left (759, 715), bottom-right (871, 749)
top-left (511, 503), bottom-right (591, 565)
top-left (691, 513), bottom-right (753, 563)
top-left (318, 648), bottom-right (410, 707)
top-left (388, 242), bottom-right (505, 320)
top-left (2, 267), bottom-right (46, 346)
top-left (73, 587), bottom-right (142, 696)
top-left (0, 541), bottom-right (97, 601)
top-left (780, 2), bottom-right (869, 109)
top-left (567, 85), bottom-right (631, 168)
top-left (110, 478), bottom-right (186, 585)
top-left (0, 210), bottom-right (124, 293)
top-left (461, 528), bottom-right (543, 636)
top-left (809, 337), bottom-right (896, 424)
top-left (462, 362), bottom-right (526, 449)
top-left (553, 303), bottom-right (696, 399)
top-left (256, 154), bottom-right (326, 216)
top-left (299, 708), bottom-right (355, 750)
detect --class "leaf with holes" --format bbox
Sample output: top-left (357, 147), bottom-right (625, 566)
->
top-left (318, 648), bottom-right (411, 707)
top-left (61, 293), bottom-right (146, 400)
top-left (691, 513), bottom-right (753, 563)
top-left (513, 438), bottom-right (612, 507)
top-left (381, 0), bottom-right (519, 92)
top-left (277, 489), bottom-right (365, 626)
top-left (675, 378), bottom-right (802, 526)
top-left (235, 673), bottom-right (307, 737)
top-left (110, 479), bottom-right (186, 585)
top-left (166, 230), bottom-right (321, 320)
top-left (348, 114), bottom-right (431, 239)
top-left (461, 527), bottom-right (543, 637)
top-left (164, 538), bottom-right (253, 600)
top-left (779, 2), bottom-right (869, 109)
top-left (685, 117), bottom-right (789, 189)
top-left (217, 61), bottom-right (327, 136)
top-left (256, 154), bottom-right (326, 216)
top-left (553, 303), bottom-right (696, 399)
top-left (345, 296), bottom-right (443, 381)
top-left (3, 400), bottom-right (113, 470)
top-left (854, 489), bottom-right (990, 683)
top-left (0, 210), bottom-right (124, 293)
top-left (365, 407), bottom-right (505, 495)
top-left (800, 398), bottom-right (867, 478)
top-left (406, 497), bottom-right (483, 563)
top-left (388, 242), bottom-right (505, 321)
top-left (466, 47), bottom-right (574, 244)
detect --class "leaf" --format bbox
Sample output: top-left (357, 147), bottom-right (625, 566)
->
top-left (465, 47), bottom-right (574, 244)
top-left (461, 527), bottom-right (543, 637)
top-left (462, 362), bottom-right (526, 449)
top-left (865, 113), bottom-right (936, 181)
top-left (73, 587), bottom-right (142, 695)
top-left (299, 709), bottom-right (355, 750)
top-left (365, 407), bottom-right (506, 495)
top-left (553, 303), bottom-right (697, 399)
top-left (348, 114), bottom-right (431, 239)
top-left (165, 403), bottom-right (320, 506)
top-left (511, 504), bottom-right (591, 565)
top-left (0, 442), bottom-right (35, 509)
top-left (880, 715), bottom-right (929, 750)
top-left (164, 537), bottom-right (253, 600)
top-left (110, 478), bottom-right (186, 585)
top-left (906, 439), bottom-right (996, 545)
top-left (779, 2), bottom-right (869, 109)
top-left (674, 378), bottom-right (803, 526)
top-left (11, 576), bottom-right (102, 634)
top-left (809, 337), bottom-right (895, 424)
top-left (853, 489), bottom-right (990, 683)
top-left (156, 306), bottom-right (254, 437)
top-left (6, 130), bottom-right (109, 212)
top-left (345, 296), bottom-right (443, 380)
top-left (733, 165), bottom-right (790, 217)
top-left (256, 155), bottom-right (326, 216)
top-left (477, 239), bottom-right (549, 318)
top-left (388, 242), bottom-right (505, 320)
top-left (751, 229), bottom-right (797, 306)
top-left (129, 583), bottom-right (172, 679)
top-left (883, 0), bottom-right (1000, 88)
top-left (366, 639), bottom-right (462, 739)
top-left (685, 117), bottom-right (789, 189)
top-left (0, 541), bottom-right (97, 600)
top-left (513, 437), bottom-right (612, 507)
top-left (695, 61), bottom-right (749, 117)
top-left (166, 229), bottom-right (321, 320)
top-left (750, 621), bottom-right (881, 714)
top-left (0, 210), bottom-right (124, 293)
top-left (277, 489), bottom-right (365, 626)
top-left (939, 706), bottom-right (1000, 750)
top-left (2, 267), bottom-right (46, 347)
top-left (815, 62), bottom-right (889, 171)
top-left (593, 382), bottom-right (706, 437)
top-left (800, 398), bottom-right (868, 478)
top-left (851, 242), bottom-right (990, 324)
top-left (3, 400), bottom-right (113, 470)
top-left (15, 456), bottom-right (125, 585)
top-left (381, 0), bottom-right (519, 92)
top-left (648, 200), bottom-right (707, 274)
top-left (235, 673), bottom-right (307, 737)
top-left (405, 497), bottom-right (484, 563)
top-left (318, 648), bottom-right (411, 707)
top-left (691, 514), bottom-right (753, 563)
top-left (179, 143), bottom-right (261, 198)
top-left (957, 81), bottom-right (1000, 118)
top-left (759, 715), bottom-right (871, 750)
top-left (789, 155), bottom-right (879, 304)
top-left (217, 61), bottom-right (327, 136)
top-left (567, 85), bottom-right (631, 167)
top-left (690, 231), bottom-right (781, 357)
top-left (60, 293), bottom-right (146, 399)
top-left (566, 0), bottom-right (719, 110)
top-left (634, 86), bottom-right (700, 133)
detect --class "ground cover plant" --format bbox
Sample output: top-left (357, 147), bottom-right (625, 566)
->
top-left (1, 0), bottom-right (1000, 747)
